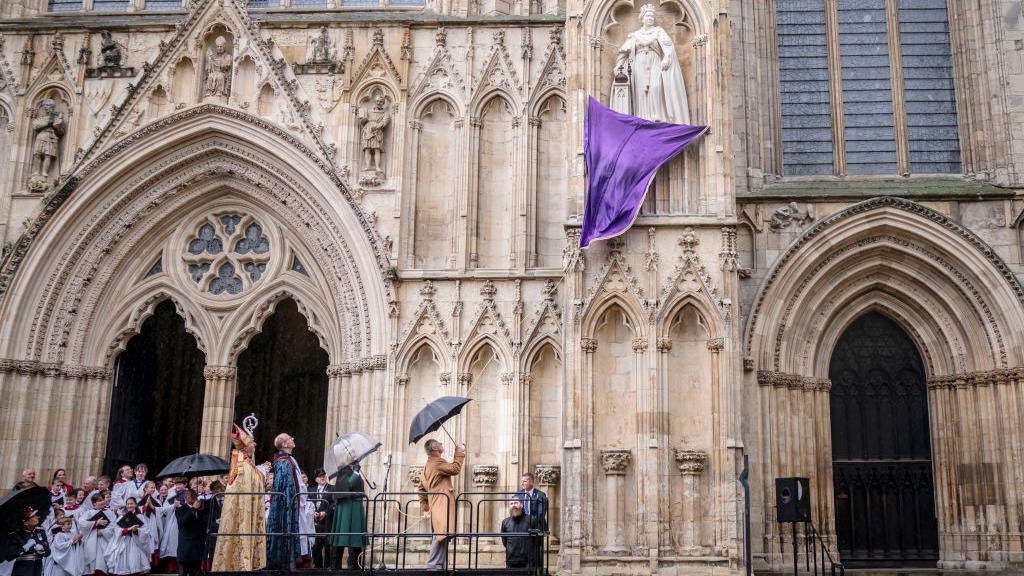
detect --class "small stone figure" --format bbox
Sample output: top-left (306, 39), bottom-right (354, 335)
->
top-left (357, 93), bottom-right (391, 187)
top-left (311, 26), bottom-right (331, 63)
top-left (99, 31), bottom-right (122, 68)
top-left (29, 99), bottom-right (65, 190)
top-left (204, 36), bottom-right (232, 99)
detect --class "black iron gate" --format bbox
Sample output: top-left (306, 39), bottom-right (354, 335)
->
top-left (828, 312), bottom-right (938, 566)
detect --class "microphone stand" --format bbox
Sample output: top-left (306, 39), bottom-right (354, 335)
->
top-left (375, 453), bottom-right (393, 571)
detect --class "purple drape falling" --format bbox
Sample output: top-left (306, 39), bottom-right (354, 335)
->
top-left (581, 97), bottom-right (709, 248)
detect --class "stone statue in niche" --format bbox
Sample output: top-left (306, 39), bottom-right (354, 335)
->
top-left (611, 3), bottom-right (690, 124)
top-left (99, 31), bottom-right (123, 68)
top-left (28, 99), bottom-right (65, 191)
top-left (86, 31), bottom-right (136, 78)
top-left (297, 27), bottom-right (341, 75)
top-left (357, 91), bottom-right (392, 187)
top-left (311, 26), bottom-right (331, 63)
top-left (204, 36), bottom-right (232, 99)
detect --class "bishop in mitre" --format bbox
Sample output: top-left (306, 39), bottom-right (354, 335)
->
top-left (212, 417), bottom-right (267, 571)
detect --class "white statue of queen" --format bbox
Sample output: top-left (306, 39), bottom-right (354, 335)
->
top-left (611, 3), bottom-right (691, 124)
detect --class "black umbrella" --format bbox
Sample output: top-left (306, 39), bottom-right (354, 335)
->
top-left (157, 453), bottom-right (230, 479)
top-left (0, 486), bottom-right (51, 533)
top-left (408, 395), bottom-right (472, 444)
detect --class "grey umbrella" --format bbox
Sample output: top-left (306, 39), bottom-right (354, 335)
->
top-left (156, 453), bottom-right (230, 479)
top-left (325, 432), bottom-right (382, 473)
top-left (408, 395), bottom-right (472, 444)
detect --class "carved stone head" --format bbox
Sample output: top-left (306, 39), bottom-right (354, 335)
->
top-left (215, 36), bottom-right (227, 53)
top-left (639, 3), bottom-right (656, 26)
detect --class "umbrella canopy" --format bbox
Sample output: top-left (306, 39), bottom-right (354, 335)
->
top-left (157, 453), bottom-right (230, 479)
top-left (0, 486), bottom-right (51, 533)
top-left (325, 432), bottom-right (382, 476)
top-left (408, 396), bottom-right (472, 444)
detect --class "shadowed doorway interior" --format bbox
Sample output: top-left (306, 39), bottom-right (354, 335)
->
top-left (104, 299), bottom-right (206, 478)
top-left (235, 298), bottom-right (329, 472)
top-left (829, 312), bottom-right (938, 567)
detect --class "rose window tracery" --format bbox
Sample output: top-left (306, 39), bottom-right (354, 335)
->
top-left (183, 214), bottom-right (271, 296)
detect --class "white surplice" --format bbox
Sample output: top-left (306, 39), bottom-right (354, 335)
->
top-left (77, 508), bottom-right (115, 574)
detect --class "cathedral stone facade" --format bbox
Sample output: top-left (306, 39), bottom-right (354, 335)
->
top-left (1, 0), bottom-right (1024, 573)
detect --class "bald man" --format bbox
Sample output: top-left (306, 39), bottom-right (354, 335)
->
top-left (267, 433), bottom-right (303, 570)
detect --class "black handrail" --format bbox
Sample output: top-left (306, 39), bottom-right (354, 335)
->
top-left (200, 489), bottom-right (549, 575)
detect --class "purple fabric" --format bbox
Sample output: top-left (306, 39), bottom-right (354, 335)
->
top-left (581, 97), bottom-right (709, 247)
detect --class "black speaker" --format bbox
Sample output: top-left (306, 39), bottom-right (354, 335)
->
top-left (775, 477), bottom-right (811, 523)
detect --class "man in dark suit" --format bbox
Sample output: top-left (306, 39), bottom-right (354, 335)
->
top-left (515, 472), bottom-right (548, 571)
top-left (175, 489), bottom-right (208, 576)
top-left (515, 473), bottom-right (548, 530)
top-left (309, 468), bottom-right (334, 569)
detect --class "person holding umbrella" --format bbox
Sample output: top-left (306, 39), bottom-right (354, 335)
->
top-left (417, 439), bottom-right (466, 571)
top-left (3, 506), bottom-right (50, 576)
top-left (328, 463), bottom-right (366, 570)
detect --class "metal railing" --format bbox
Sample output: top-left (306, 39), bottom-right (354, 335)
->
top-left (202, 489), bottom-right (550, 574)
top-left (779, 521), bottom-right (845, 576)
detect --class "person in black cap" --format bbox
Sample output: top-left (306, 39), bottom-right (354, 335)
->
top-left (309, 468), bottom-right (333, 569)
top-left (4, 506), bottom-right (50, 576)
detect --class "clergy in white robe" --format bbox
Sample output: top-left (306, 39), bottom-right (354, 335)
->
top-left (77, 495), bottom-right (114, 575)
top-left (103, 499), bottom-right (151, 576)
top-left (46, 519), bottom-right (83, 576)
top-left (298, 484), bottom-right (315, 558)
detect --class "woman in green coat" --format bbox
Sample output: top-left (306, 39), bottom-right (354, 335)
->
top-left (330, 464), bottom-right (367, 569)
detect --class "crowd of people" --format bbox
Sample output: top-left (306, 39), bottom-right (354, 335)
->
top-left (3, 465), bottom-right (222, 576)
top-left (4, 425), bottom-right (549, 576)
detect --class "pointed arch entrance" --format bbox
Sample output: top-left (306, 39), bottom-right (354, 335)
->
top-left (829, 312), bottom-right (938, 566)
top-left (235, 298), bottom-right (329, 469)
top-left (104, 300), bottom-right (206, 477)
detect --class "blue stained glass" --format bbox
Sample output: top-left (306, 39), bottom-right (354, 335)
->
top-left (209, 263), bottom-right (243, 295)
top-left (189, 224), bottom-right (224, 255)
top-left (291, 256), bottom-right (309, 276)
top-left (93, 0), bottom-right (130, 10)
top-left (188, 263), bottom-right (210, 283)
top-left (220, 215), bottom-right (242, 235)
top-left (244, 262), bottom-right (267, 282)
top-left (146, 259), bottom-right (163, 277)
top-left (144, 0), bottom-right (182, 8)
top-left (48, 0), bottom-right (82, 11)
top-left (235, 224), bottom-right (270, 255)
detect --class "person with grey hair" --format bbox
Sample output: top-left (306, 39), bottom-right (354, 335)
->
top-left (417, 439), bottom-right (465, 571)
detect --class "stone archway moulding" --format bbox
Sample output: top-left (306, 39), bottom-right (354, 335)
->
top-left (744, 197), bottom-right (1024, 379)
top-left (0, 106), bottom-right (390, 368)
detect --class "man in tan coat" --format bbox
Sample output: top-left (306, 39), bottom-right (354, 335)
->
top-left (417, 439), bottom-right (466, 570)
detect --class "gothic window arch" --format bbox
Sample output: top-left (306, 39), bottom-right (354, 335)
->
top-left (408, 98), bottom-right (458, 269)
top-left (472, 95), bottom-right (516, 269)
top-left (531, 95), bottom-right (567, 268)
top-left (776, 0), bottom-right (961, 176)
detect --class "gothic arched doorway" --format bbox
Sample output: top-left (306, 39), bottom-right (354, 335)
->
top-left (235, 298), bottom-right (329, 472)
top-left (104, 300), bottom-right (206, 477)
top-left (829, 312), bottom-right (938, 566)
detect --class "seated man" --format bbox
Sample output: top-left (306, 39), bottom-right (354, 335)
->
top-left (500, 499), bottom-right (540, 571)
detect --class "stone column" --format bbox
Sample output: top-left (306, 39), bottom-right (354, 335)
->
top-left (472, 464), bottom-right (499, 534)
top-left (200, 365), bottom-right (237, 458)
top-left (600, 449), bottom-right (631, 552)
top-left (535, 464), bottom-right (560, 542)
top-left (674, 448), bottom-right (707, 555)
